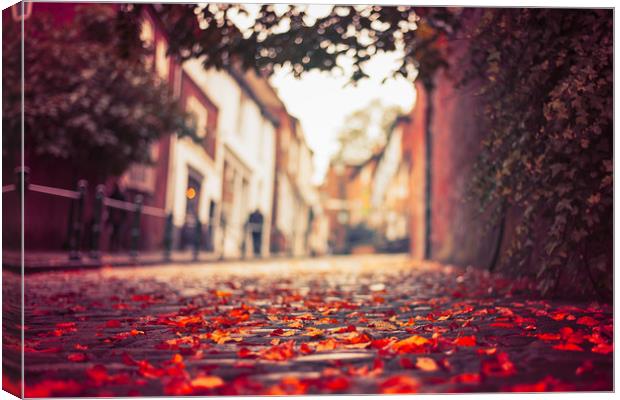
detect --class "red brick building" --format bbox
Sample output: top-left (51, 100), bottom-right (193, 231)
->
top-left (403, 11), bottom-right (502, 267)
top-left (2, 3), bottom-right (217, 255)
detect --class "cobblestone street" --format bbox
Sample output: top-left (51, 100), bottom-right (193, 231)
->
top-left (3, 254), bottom-right (613, 396)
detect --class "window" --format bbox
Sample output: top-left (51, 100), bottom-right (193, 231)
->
top-left (288, 140), bottom-right (298, 175)
top-left (140, 18), bottom-right (155, 70)
top-left (140, 18), bottom-right (155, 47)
top-left (125, 164), bottom-right (156, 193)
top-left (258, 121), bottom-right (266, 161)
top-left (184, 168), bottom-right (203, 223)
top-left (155, 39), bottom-right (169, 80)
top-left (237, 92), bottom-right (249, 136)
top-left (186, 96), bottom-right (208, 139)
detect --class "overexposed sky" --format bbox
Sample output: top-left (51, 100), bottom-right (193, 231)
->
top-left (270, 54), bottom-right (416, 184)
top-left (226, 4), bottom-right (417, 184)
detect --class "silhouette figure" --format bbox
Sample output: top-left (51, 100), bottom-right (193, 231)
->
top-left (248, 209), bottom-right (264, 257)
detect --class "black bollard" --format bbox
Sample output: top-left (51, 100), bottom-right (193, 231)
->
top-left (69, 180), bottom-right (87, 261)
top-left (90, 184), bottom-right (105, 260)
top-left (15, 166), bottom-right (30, 193)
top-left (193, 218), bottom-right (202, 261)
top-left (130, 195), bottom-right (143, 259)
top-left (163, 213), bottom-right (173, 261)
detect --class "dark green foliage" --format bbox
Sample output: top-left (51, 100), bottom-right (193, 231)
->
top-left (2, 5), bottom-right (189, 177)
top-left (155, 5), bottom-right (456, 83)
top-left (464, 9), bottom-right (612, 297)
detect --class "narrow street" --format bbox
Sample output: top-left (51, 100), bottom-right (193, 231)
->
top-left (3, 254), bottom-right (613, 396)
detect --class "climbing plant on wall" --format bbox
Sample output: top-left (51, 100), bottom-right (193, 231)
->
top-left (464, 8), bottom-right (612, 297)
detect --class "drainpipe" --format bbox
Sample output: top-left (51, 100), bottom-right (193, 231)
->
top-left (422, 77), bottom-right (434, 260)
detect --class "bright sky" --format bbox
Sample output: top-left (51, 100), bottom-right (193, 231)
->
top-left (270, 56), bottom-right (416, 184)
top-left (226, 4), bottom-right (417, 184)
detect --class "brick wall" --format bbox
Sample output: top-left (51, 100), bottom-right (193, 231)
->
top-left (405, 17), bottom-right (504, 268)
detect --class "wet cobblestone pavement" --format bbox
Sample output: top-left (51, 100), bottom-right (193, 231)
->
top-left (2, 255), bottom-right (613, 396)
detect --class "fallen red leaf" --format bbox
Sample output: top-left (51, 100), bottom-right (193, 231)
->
top-left (576, 360), bottom-right (595, 375)
top-left (106, 320), bottom-right (121, 328)
top-left (25, 379), bottom-right (82, 397)
top-left (379, 375), bottom-right (420, 394)
top-left (454, 335), bottom-right (477, 347)
top-left (591, 343), bottom-right (613, 354)
top-left (323, 376), bottom-right (350, 391)
top-left (299, 343), bottom-right (313, 354)
top-left (576, 316), bottom-right (598, 327)
top-left (489, 322), bottom-right (516, 329)
top-left (552, 343), bottom-right (584, 352)
top-left (191, 375), bottom-right (224, 390)
top-left (399, 357), bottom-right (415, 369)
top-left (67, 353), bottom-right (87, 362)
top-left (416, 357), bottom-right (439, 371)
top-left (265, 377), bottom-right (308, 395)
top-left (237, 347), bottom-right (256, 359)
top-left (259, 341), bottom-right (296, 361)
top-left (480, 352), bottom-right (516, 377)
top-left (451, 373), bottom-right (481, 384)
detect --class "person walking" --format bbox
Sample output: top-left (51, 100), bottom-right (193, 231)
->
top-left (248, 209), bottom-right (264, 257)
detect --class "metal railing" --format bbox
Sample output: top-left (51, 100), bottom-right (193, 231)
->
top-left (3, 167), bottom-right (210, 264)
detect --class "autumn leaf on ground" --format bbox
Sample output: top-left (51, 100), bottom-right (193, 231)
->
top-left (552, 343), bottom-right (584, 352)
top-left (264, 376), bottom-right (308, 395)
top-left (370, 320), bottom-right (398, 330)
top-left (416, 357), bottom-right (439, 371)
top-left (591, 343), bottom-right (613, 354)
top-left (191, 375), bottom-right (224, 390)
top-left (237, 347), bottom-right (257, 359)
top-left (391, 335), bottom-right (430, 353)
top-left (173, 315), bottom-right (205, 328)
top-left (315, 338), bottom-right (339, 352)
top-left (480, 352), bottom-right (516, 377)
top-left (303, 327), bottom-right (325, 337)
top-left (454, 335), bottom-right (477, 347)
top-left (576, 360), bottom-right (595, 376)
top-left (451, 373), bottom-right (481, 384)
top-left (576, 316), bottom-right (598, 327)
top-left (67, 353), bottom-right (87, 362)
top-left (537, 333), bottom-right (561, 341)
top-left (288, 320), bottom-right (304, 329)
top-left (25, 379), bottom-right (83, 397)
top-left (299, 343), bottom-right (313, 354)
top-left (504, 376), bottom-right (573, 392)
top-left (379, 375), bottom-right (420, 394)
top-left (210, 330), bottom-right (241, 344)
top-left (322, 376), bottom-right (350, 391)
top-left (105, 320), bottom-right (122, 328)
top-left (259, 340), bottom-right (296, 361)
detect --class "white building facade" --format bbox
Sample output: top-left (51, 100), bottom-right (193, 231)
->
top-left (166, 59), bottom-right (277, 258)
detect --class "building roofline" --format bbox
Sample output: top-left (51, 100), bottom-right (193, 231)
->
top-left (226, 66), bottom-right (281, 128)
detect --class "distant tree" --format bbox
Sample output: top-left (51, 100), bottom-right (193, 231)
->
top-left (2, 5), bottom-right (192, 178)
top-left (334, 99), bottom-right (402, 164)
